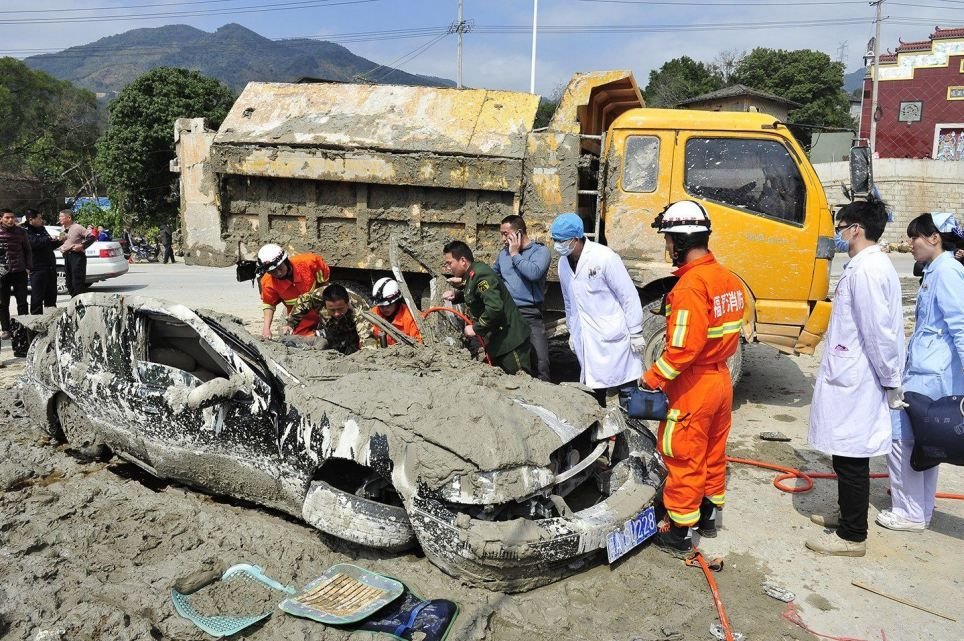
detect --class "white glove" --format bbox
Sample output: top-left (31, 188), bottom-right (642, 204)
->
top-left (886, 386), bottom-right (909, 410)
top-left (629, 331), bottom-right (647, 354)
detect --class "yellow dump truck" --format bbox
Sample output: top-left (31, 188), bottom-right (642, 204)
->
top-left (173, 70), bottom-right (843, 376)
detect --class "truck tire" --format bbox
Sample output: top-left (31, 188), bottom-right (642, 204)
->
top-left (639, 301), bottom-right (743, 388)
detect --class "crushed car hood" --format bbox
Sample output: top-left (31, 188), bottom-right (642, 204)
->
top-left (201, 311), bottom-right (611, 503)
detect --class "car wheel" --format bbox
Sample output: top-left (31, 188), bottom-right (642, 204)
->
top-left (55, 266), bottom-right (68, 295)
top-left (302, 479), bottom-right (416, 552)
top-left (639, 300), bottom-right (744, 388)
top-left (55, 394), bottom-right (110, 458)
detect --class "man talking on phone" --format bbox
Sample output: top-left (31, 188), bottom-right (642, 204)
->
top-left (493, 215), bottom-right (552, 381)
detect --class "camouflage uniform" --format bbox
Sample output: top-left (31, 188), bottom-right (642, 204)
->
top-left (452, 261), bottom-right (532, 375)
top-left (287, 286), bottom-right (376, 355)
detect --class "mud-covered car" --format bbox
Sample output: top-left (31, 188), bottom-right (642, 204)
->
top-left (18, 294), bottom-right (666, 592)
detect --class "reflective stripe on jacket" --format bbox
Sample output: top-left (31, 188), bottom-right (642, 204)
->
top-left (642, 253), bottom-right (744, 390)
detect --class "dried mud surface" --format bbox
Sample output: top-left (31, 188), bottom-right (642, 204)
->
top-left (0, 354), bottom-right (807, 641)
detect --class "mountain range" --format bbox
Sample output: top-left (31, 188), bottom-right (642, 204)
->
top-left (25, 23), bottom-right (454, 95)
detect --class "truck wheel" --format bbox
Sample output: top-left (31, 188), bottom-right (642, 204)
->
top-left (639, 301), bottom-right (744, 388)
top-left (55, 267), bottom-right (68, 295)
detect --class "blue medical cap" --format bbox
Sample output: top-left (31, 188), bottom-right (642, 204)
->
top-left (550, 213), bottom-right (585, 241)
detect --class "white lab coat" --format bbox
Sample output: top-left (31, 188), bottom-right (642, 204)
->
top-left (809, 245), bottom-right (905, 458)
top-left (559, 240), bottom-right (643, 389)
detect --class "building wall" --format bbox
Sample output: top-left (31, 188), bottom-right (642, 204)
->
top-left (860, 43), bottom-right (964, 158)
top-left (814, 158), bottom-right (964, 242)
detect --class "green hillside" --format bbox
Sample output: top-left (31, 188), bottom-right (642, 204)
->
top-left (25, 23), bottom-right (454, 94)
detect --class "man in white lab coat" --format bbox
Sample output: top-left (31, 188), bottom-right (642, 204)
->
top-left (806, 199), bottom-right (906, 557)
top-left (551, 212), bottom-right (646, 405)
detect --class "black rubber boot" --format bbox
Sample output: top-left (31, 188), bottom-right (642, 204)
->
top-left (654, 522), bottom-right (693, 558)
top-left (696, 498), bottom-right (719, 538)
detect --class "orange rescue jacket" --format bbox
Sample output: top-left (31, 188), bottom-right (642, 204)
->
top-left (643, 252), bottom-right (745, 389)
top-left (371, 303), bottom-right (423, 345)
top-left (260, 253), bottom-right (330, 336)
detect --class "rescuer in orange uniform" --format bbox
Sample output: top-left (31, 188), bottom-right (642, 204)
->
top-left (370, 277), bottom-right (422, 345)
top-left (257, 243), bottom-right (330, 338)
top-left (640, 201), bottom-right (745, 556)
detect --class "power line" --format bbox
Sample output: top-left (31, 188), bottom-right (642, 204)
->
top-left (0, 0), bottom-right (250, 14)
top-left (575, 0), bottom-right (869, 5)
top-left (0, 0), bottom-right (378, 25)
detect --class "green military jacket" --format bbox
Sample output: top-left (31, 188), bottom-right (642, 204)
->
top-left (454, 261), bottom-right (530, 358)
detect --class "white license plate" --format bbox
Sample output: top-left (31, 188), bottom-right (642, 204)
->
top-left (606, 506), bottom-right (657, 563)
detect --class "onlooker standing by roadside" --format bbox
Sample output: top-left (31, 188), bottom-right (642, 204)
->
top-left (806, 199), bottom-right (905, 557)
top-left (0, 208), bottom-right (32, 340)
top-left (159, 224), bottom-right (175, 264)
top-left (57, 209), bottom-right (93, 297)
top-left (551, 212), bottom-right (645, 405)
top-left (121, 225), bottom-right (134, 260)
top-left (23, 210), bottom-right (59, 315)
top-left (877, 213), bottom-right (964, 532)
top-left (493, 215), bottom-right (552, 381)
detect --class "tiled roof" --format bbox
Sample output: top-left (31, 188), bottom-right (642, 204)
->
top-left (932, 26), bottom-right (964, 40)
top-left (677, 84), bottom-right (800, 108)
top-left (896, 39), bottom-right (932, 52)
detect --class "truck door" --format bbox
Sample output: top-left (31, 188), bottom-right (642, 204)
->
top-left (670, 134), bottom-right (819, 334)
top-left (604, 130), bottom-right (676, 263)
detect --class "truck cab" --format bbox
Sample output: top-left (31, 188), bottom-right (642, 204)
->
top-left (600, 109), bottom-right (834, 357)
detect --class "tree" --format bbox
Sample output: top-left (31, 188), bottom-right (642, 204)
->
top-left (643, 56), bottom-right (723, 108)
top-left (0, 58), bottom-right (101, 210)
top-left (711, 49), bottom-right (745, 85)
top-left (96, 67), bottom-right (234, 227)
top-left (731, 48), bottom-right (855, 145)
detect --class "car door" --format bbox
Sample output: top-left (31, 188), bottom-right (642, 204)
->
top-left (127, 304), bottom-right (295, 509)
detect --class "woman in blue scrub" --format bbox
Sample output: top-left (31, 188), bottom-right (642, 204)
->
top-left (877, 212), bottom-right (964, 531)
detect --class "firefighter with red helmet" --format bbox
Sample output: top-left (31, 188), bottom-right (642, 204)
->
top-left (640, 200), bottom-right (746, 556)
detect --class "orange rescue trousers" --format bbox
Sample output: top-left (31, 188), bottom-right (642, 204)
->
top-left (658, 361), bottom-right (732, 527)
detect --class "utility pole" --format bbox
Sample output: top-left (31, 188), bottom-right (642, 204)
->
top-left (530, 0), bottom-right (539, 94)
top-left (449, 0), bottom-right (471, 88)
top-left (837, 41), bottom-right (849, 65)
top-left (869, 0), bottom-right (884, 154)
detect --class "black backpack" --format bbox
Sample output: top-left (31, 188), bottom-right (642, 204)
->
top-left (903, 391), bottom-right (964, 471)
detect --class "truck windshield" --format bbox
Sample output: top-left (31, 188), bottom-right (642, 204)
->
top-left (684, 138), bottom-right (805, 225)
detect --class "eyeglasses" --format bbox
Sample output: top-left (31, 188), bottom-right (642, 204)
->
top-left (834, 223), bottom-right (860, 232)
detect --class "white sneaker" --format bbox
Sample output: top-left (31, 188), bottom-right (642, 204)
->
top-left (875, 510), bottom-right (925, 532)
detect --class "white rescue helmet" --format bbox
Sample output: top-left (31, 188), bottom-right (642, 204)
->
top-left (372, 277), bottom-right (402, 307)
top-left (654, 200), bottom-right (712, 234)
top-left (257, 243), bottom-right (288, 272)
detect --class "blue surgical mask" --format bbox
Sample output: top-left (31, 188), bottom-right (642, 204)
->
top-left (833, 225), bottom-right (852, 252)
top-left (554, 239), bottom-right (574, 256)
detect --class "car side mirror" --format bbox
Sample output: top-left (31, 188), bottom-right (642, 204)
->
top-left (849, 145), bottom-right (872, 198)
top-left (186, 374), bottom-right (248, 410)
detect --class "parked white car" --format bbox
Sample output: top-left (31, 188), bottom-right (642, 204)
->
top-left (46, 226), bottom-right (130, 295)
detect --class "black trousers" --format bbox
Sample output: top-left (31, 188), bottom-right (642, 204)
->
top-left (518, 305), bottom-right (551, 381)
top-left (0, 270), bottom-right (29, 331)
top-left (64, 252), bottom-right (87, 297)
top-left (29, 268), bottom-right (58, 314)
top-left (162, 243), bottom-right (175, 263)
top-left (832, 455), bottom-right (870, 542)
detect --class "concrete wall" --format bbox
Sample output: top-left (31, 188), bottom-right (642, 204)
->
top-left (173, 118), bottom-right (228, 266)
top-left (813, 158), bottom-right (964, 242)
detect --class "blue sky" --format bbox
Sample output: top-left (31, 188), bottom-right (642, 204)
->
top-left (2, 0), bottom-right (963, 95)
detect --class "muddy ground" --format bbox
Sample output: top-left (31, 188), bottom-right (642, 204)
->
top-left (0, 264), bottom-right (961, 641)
